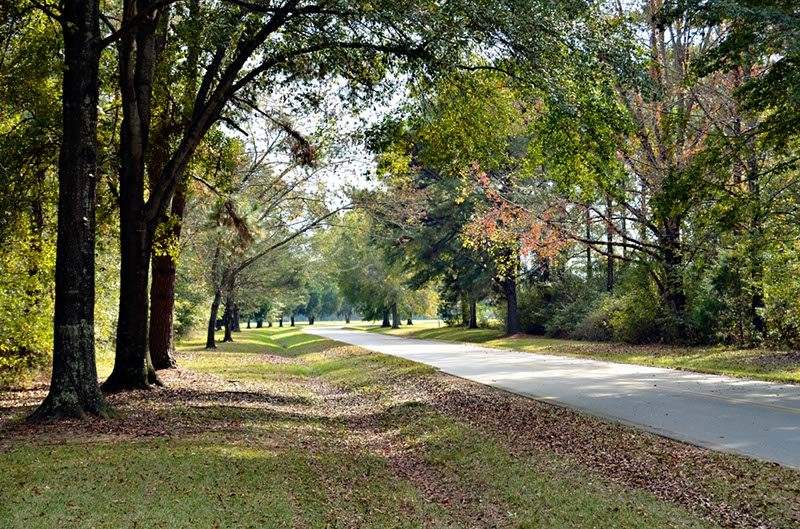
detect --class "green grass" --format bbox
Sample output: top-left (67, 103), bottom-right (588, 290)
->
top-left (3, 326), bottom-right (794, 528)
top-left (351, 321), bottom-right (800, 384)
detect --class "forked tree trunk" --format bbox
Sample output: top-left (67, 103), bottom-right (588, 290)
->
top-left (104, 0), bottom-right (162, 392)
top-left (205, 289), bottom-right (221, 349)
top-left (31, 0), bottom-right (108, 420)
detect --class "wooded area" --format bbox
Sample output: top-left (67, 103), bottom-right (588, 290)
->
top-left (2, 1), bottom-right (800, 525)
top-left (2, 0), bottom-right (799, 415)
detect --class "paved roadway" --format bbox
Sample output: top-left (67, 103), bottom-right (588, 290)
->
top-left (305, 326), bottom-right (800, 468)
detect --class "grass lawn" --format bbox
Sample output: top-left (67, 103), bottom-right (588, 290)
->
top-left (351, 320), bottom-right (800, 384)
top-left (1, 326), bottom-right (798, 528)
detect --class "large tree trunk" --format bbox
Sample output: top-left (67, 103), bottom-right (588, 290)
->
top-left (345, 313), bottom-right (350, 324)
top-left (104, 220), bottom-right (156, 390)
top-left (391, 303), bottom-right (400, 329)
top-left (104, 0), bottom-right (162, 392)
top-left (381, 310), bottom-right (390, 327)
top-left (205, 289), bottom-right (221, 349)
top-left (407, 317), bottom-right (413, 325)
top-left (31, 0), bottom-right (108, 420)
top-left (468, 299), bottom-right (478, 329)
top-left (148, 179), bottom-right (186, 370)
top-left (503, 276), bottom-right (520, 335)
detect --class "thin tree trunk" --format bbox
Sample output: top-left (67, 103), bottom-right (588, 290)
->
top-left (605, 197), bottom-right (614, 292)
top-left (222, 295), bottom-right (234, 342)
top-left (246, 318), bottom-right (251, 329)
top-left (661, 217), bottom-right (686, 335)
top-left (205, 289), bottom-right (221, 349)
top-left (279, 317), bottom-right (283, 327)
top-left (585, 206), bottom-right (592, 280)
top-left (468, 299), bottom-right (478, 329)
top-left (290, 314), bottom-right (295, 327)
top-left (381, 310), bottom-right (390, 327)
top-left (31, 0), bottom-right (108, 420)
top-left (503, 276), bottom-right (520, 335)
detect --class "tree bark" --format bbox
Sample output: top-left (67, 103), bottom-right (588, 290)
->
top-left (104, 0), bottom-right (163, 392)
top-left (468, 299), bottom-right (478, 329)
top-left (31, 0), bottom-right (108, 420)
top-left (585, 206), bottom-right (592, 280)
top-left (290, 314), bottom-right (295, 327)
top-left (391, 303), bottom-right (400, 329)
top-left (605, 197), bottom-right (614, 292)
top-left (406, 317), bottom-right (413, 325)
top-left (279, 317), bottom-right (283, 327)
top-left (222, 296), bottom-right (234, 342)
top-left (381, 310), bottom-right (390, 327)
top-left (148, 179), bottom-right (185, 370)
top-left (345, 314), bottom-right (350, 324)
top-left (205, 289), bottom-right (221, 349)
top-left (232, 304), bottom-right (240, 332)
top-left (660, 217), bottom-right (686, 335)
top-left (503, 276), bottom-right (520, 335)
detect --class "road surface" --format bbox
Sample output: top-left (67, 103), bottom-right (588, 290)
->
top-left (305, 326), bottom-right (800, 468)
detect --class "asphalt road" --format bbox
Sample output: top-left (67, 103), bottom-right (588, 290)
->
top-left (305, 325), bottom-right (800, 468)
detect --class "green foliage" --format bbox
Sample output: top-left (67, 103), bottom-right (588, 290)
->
top-left (0, 231), bottom-right (53, 382)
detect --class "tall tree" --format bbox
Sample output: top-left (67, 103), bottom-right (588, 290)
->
top-left (30, 0), bottom-right (107, 419)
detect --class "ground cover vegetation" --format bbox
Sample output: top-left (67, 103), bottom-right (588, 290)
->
top-left (3, 327), bottom-right (799, 528)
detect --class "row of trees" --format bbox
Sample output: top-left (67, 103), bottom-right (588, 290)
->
top-left (1, 0), bottom-right (797, 419)
top-left (1, 0), bottom-right (514, 417)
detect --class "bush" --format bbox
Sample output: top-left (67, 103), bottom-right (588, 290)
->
top-left (572, 289), bottom-right (664, 344)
